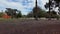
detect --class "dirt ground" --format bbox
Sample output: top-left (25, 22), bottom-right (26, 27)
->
top-left (0, 19), bottom-right (60, 34)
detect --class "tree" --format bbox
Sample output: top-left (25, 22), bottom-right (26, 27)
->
top-left (45, 0), bottom-right (53, 20)
top-left (0, 12), bottom-right (3, 17)
top-left (44, 0), bottom-right (60, 20)
top-left (54, 0), bottom-right (60, 13)
top-left (53, 0), bottom-right (60, 20)
top-left (37, 9), bottom-right (46, 18)
top-left (16, 11), bottom-right (22, 18)
top-left (45, 11), bottom-right (56, 17)
top-left (27, 12), bottom-right (33, 18)
top-left (5, 8), bottom-right (17, 18)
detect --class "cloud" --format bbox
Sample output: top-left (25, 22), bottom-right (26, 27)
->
top-left (0, 0), bottom-right (48, 15)
top-left (38, 0), bottom-right (48, 10)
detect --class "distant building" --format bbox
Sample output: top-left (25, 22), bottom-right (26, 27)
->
top-left (33, 0), bottom-right (40, 17)
top-left (2, 13), bottom-right (11, 19)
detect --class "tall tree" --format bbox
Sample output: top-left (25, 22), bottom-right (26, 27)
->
top-left (45, 0), bottom-right (60, 20)
top-left (27, 12), bottom-right (33, 18)
top-left (54, 0), bottom-right (60, 20)
top-left (5, 8), bottom-right (17, 18)
top-left (16, 10), bottom-right (22, 18)
top-left (45, 0), bottom-right (53, 20)
top-left (0, 12), bottom-right (3, 17)
top-left (54, 0), bottom-right (60, 12)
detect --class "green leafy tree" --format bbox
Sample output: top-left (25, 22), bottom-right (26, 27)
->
top-left (27, 12), bottom-right (33, 18)
top-left (28, 8), bottom-right (46, 18)
top-left (45, 0), bottom-right (54, 20)
top-left (45, 11), bottom-right (57, 18)
top-left (16, 11), bottom-right (22, 18)
top-left (0, 12), bottom-right (3, 17)
top-left (5, 8), bottom-right (17, 18)
top-left (52, 0), bottom-right (60, 20)
top-left (54, 0), bottom-right (60, 14)
top-left (45, 0), bottom-right (60, 20)
top-left (37, 9), bottom-right (46, 18)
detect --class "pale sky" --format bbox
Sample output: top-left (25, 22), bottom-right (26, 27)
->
top-left (0, 0), bottom-right (48, 15)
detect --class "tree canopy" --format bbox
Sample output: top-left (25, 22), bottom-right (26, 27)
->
top-left (44, 0), bottom-right (60, 19)
top-left (5, 8), bottom-right (22, 18)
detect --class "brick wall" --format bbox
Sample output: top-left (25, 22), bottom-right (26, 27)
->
top-left (2, 13), bottom-right (11, 19)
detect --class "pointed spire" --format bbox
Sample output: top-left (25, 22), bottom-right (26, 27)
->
top-left (35, 0), bottom-right (37, 7)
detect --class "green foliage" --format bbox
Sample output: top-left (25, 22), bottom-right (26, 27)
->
top-left (44, 0), bottom-right (60, 20)
top-left (16, 11), bottom-right (22, 18)
top-left (37, 10), bottom-right (46, 18)
top-left (27, 8), bottom-right (46, 18)
top-left (0, 12), bottom-right (3, 17)
top-left (5, 8), bottom-right (17, 16)
top-left (54, 0), bottom-right (60, 3)
top-left (22, 15), bottom-right (27, 18)
top-left (27, 12), bottom-right (33, 18)
top-left (33, 5), bottom-right (46, 18)
top-left (5, 8), bottom-right (17, 18)
top-left (45, 11), bottom-right (59, 18)
top-left (5, 8), bottom-right (22, 18)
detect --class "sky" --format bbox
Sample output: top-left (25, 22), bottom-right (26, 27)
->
top-left (0, 0), bottom-right (48, 15)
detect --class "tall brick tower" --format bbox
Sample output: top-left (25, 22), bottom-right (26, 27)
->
top-left (35, 0), bottom-right (37, 8)
top-left (33, 0), bottom-right (40, 20)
